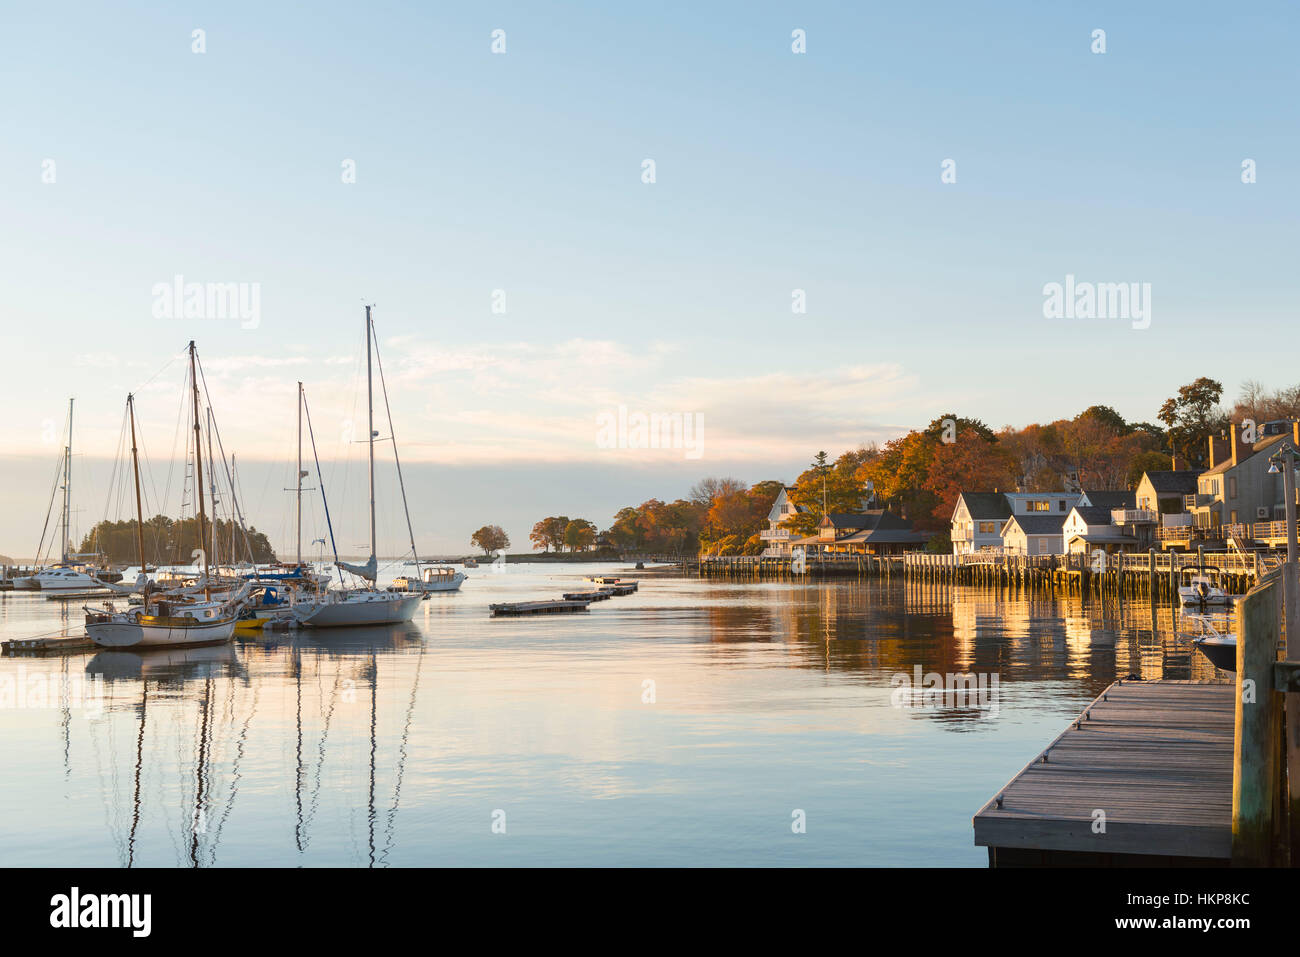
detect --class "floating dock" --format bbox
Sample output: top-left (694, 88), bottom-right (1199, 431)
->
top-left (973, 679), bottom-right (1234, 866)
top-left (562, 589), bottom-right (614, 602)
top-left (2, 634), bottom-right (96, 655)
top-left (489, 599), bottom-right (591, 617)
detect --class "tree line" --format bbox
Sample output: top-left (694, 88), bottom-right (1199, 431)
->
top-left (77, 515), bottom-right (277, 566)
top-left (593, 376), bottom-right (1283, 557)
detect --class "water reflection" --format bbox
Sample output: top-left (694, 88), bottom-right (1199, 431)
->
top-left (0, 573), bottom-right (1231, 867)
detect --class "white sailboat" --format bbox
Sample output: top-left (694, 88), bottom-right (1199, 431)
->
top-left (13, 399), bottom-right (114, 591)
top-left (292, 306), bottom-right (429, 627)
top-left (85, 347), bottom-right (245, 649)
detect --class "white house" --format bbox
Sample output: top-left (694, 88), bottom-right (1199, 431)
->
top-left (760, 487), bottom-right (805, 557)
top-left (1001, 514), bottom-right (1068, 555)
top-left (951, 493), bottom-right (1012, 554)
top-left (952, 491), bottom-right (1080, 555)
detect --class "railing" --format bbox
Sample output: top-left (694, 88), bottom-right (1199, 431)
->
top-left (1112, 508), bottom-right (1158, 525)
top-left (758, 528), bottom-right (790, 541)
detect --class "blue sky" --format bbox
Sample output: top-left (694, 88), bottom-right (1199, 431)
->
top-left (1, 1), bottom-right (1296, 556)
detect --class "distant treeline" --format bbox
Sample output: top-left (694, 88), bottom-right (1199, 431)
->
top-left (77, 515), bottom-right (277, 566)
top-left (600, 376), bottom-right (1294, 556)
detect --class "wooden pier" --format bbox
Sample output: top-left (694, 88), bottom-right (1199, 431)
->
top-left (974, 680), bottom-right (1234, 866)
top-left (562, 589), bottom-right (614, 602)
top-left (977, 567), bottom-right (1300, 867)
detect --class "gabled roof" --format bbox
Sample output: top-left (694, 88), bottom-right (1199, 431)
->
top-left (1069, 506), bottom-right (1115, 527)
top-left (1004, 514), bottom-right (1067, 535)
top-left (954, 492), bottom-right (1012, 521)
top-left (1143, 469), bottom-right (1203, 493)
top-left (1201, 431), bottom-right (1293, 476)
top-left (1080, 490), bottom-right (1136, 509)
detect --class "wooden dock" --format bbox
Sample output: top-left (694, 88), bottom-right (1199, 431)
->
top-left (1, 634), bottom-right (96, 655)
top-left (973, 680), bottom-right (1234, 866)
top-left (489, 599), bottom-right (591, 617)
top-left (562, 589), bottom-right (614, 602)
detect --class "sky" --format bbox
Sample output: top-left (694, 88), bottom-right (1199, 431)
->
top-left (1, 1), bottom-right (1297, 558)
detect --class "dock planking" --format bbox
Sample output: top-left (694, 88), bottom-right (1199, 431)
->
top-left (973, 680), bottom-right (1235, 865)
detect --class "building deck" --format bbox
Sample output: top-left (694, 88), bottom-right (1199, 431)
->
top-left (973, 680), bottom-right (1235, 865)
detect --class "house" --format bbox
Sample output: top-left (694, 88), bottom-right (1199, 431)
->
top-left (1077, 490), bottom-right (1137, 510)
top-left (790, 510), bottom-right (931, 556)
top-left (1188, 421), bottom-right (1300, 534)
top-left (950, 491), bottom-right (1080, 555)
top-left (1135, 466), bottom-right (1202, 527)
top-left (1062, 504), bottom-right (1145, 555)
top-left (951, 493), bottom-right (1012, 554)
top-left (1000, 514), bottom-right (1068, 555)
top-left (760, 487), bottom-right (806, 557)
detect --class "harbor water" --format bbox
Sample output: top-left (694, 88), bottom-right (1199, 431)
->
top-left (0, 563), bottom-right (1227, 866)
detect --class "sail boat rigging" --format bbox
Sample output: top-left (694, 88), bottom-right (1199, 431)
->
top-left (291, 306), bottom-right (428, 626)
top-left (84, 343), bottom-right (251, 648)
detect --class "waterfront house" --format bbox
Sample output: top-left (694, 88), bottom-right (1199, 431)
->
top-left (790, 510), bottom-right (931, 557)
top-left (1000, 513), bottom-right (1068, 555)
top-left (1062, 503), bottom-right (1146, 555)
top-left (761, 487), bottom-right (806, 557)
top-left (1186, 420), bottom-right (1300, 543)
top-left (951, 491), bottom-right (1080, 555)
top-left (951, 493), bottom-right (1012, 555)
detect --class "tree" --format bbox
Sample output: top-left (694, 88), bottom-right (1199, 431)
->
top-left (921, 433), bottom-right (1017, 526)
top-left (529, 516), bottom-right (570, 552)
top-left (470, 525), bottom-right (510, 555)
top-left (1158, 377), bottom-right (1228, 468)
top-left (77, 515), bottom-right (277, 566)
top-left (688, 477), bottom-right (746, 508)
top-left (564, 519), bottom-right (597, 551)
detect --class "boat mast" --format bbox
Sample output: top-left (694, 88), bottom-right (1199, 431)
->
top-left (296, 381), bottom-right (303, 567)
top-left (365, 306), bottom-right (376, 573)
top-left (189, 342), bottom-right (211, 595)
top-left (62, 397), bottom-right (73, 564)
top-left (207, 406), bottom-right (219, 568)
top-left (127, 394), bottom-right (146, 572)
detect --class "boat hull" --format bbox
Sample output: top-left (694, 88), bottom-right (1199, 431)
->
top-left (87, 615), bottom-right (236, 649)
top-left (1195, 637), bottom-right (1237, 672)
top-left (294, 592), bottom-right (422, 628)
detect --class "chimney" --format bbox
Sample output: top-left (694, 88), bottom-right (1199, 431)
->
top-left (1294, 421), bottom-right (1300, 447)
top-left (1171, 453), bottom-right (1183, 471)
top-left (1208, 434), bottom-right (1230, 469)
top-left (1229, 428), bottom-right (1240, 467)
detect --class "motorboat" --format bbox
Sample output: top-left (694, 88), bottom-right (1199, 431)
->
top-left (463, 557), bottom-right (478, 568)
top-left (1177, 567), bottom-right (1231, 607)
top-left (1181, 611), bottom-right (1237, 672)
top-left (392, 566), bottom-right (466, 593)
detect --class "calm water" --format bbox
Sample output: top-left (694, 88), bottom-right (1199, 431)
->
top-left (0, 563), bottom-right (1227, 867)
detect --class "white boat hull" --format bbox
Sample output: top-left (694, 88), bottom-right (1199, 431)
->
top-left (294, 592), bottom-right (422, 628)
top-left (1178, 587), bottom-right (1229, 606)
top-left (87, 615), bottom-right (237, 648)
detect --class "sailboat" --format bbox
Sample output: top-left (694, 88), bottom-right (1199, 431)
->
top-left (291, 307), bottom-right (425, 627)
top-left (85, 345), bottom-right (248, 648)
top-left (13, 399), bottom-right (114, 591)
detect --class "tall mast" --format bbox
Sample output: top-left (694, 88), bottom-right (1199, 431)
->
top-left (365, 306), bottom-right (376, 569)
top-left (296, 381), bottom-right (304, 566)
top-left (189, 342), bottom-right (211, 593)
top-left (207, 406), bottom-right (218, 568)
top-left (62, 398), bottom-right (73, 564)
top-left (127, 394), bottom-right (146, 572)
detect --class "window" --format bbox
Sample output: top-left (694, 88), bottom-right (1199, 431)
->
top-left (1027, 500), bottom-right (1049, 512)
top-left (978, 521), bottom-right (996, 534)
top-left (1228, 477), bottom-right (1237, 500)
top-left (1038, 538), bottom-right (1051, 554)
top-left (1058, 500), bottom-right (1067, 511)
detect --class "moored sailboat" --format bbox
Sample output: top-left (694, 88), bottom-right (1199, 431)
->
top-left (291, 306), bottom-right (431, 627)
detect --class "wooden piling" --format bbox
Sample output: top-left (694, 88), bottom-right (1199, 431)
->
top-left (1231, 576), bottom-right (1282, 866)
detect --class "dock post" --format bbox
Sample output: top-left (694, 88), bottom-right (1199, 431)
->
top-left (1232, 576), bottom-right (1282, 866)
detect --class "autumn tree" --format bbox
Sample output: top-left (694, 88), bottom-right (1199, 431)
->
top-left (470, 525), bottom-right (510, 555)
top-left (564, 519), bottom-right (597, 551)
top-left (529, 516), bottom-right (570, 552)
top-left (1158, 377), bottom-right (1228, 468)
